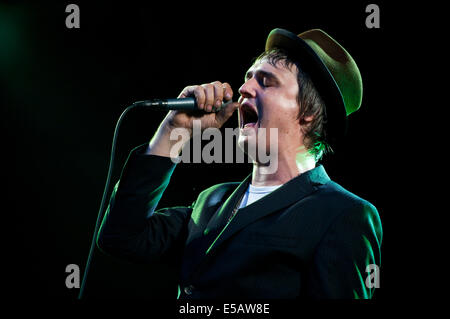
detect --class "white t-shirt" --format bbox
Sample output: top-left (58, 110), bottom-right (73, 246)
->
top-left (238, 183), bottom-right (283, 209)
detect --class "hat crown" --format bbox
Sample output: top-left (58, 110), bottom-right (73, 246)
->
top-left (298, 29), bottom-right (362, 116)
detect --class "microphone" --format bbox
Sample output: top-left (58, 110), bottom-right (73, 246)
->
top-left (132, 97), bottom-right (230, 111)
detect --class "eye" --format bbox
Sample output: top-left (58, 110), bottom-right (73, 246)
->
top-left (255, 74), bottom-right (268, 87)
top-left (262, 76), bottom-right (274, 88)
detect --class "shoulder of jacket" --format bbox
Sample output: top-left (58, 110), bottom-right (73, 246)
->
top-left (317, 180), bottom-right (374, 208)
top-left (312, 180), bottom-right (380, 229)
top-left (312, 181), bottom-right (382, 246)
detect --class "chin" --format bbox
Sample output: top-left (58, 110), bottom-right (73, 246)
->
top-left (238, 135), bottom-right (270, 163)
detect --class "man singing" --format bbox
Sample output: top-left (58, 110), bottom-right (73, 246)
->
top-left (97, 28), bottom-right (382, 299)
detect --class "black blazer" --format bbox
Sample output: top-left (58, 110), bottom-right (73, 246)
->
top-left (97, 145), bottom-right (382, 299)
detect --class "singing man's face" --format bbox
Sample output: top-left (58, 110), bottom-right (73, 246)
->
top-left (237, 57), bottom-right (303, 161)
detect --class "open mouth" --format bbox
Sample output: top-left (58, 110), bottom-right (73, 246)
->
top-left (240, 102), bottom-right (259, 129)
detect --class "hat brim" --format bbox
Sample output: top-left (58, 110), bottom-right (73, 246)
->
top-left (265, 28), bottom-right (347, 148)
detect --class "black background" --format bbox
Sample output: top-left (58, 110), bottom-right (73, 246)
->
top-left (1, 0), bottom-right (430, 305)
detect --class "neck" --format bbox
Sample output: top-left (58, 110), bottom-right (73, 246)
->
top-left (251, 145), bottom-right (316, 187)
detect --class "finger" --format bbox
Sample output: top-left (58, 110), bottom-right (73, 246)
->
top-left (215, 101), bottom-right (240, 125)
top-left (222, 82), bottom-right (233, 101)
top-left (211, 81), bottom-right (224, 111)
top-left (202, 83), bottom-right (215, 112)
top-left (179, 85), bottom-right (206, 110)
top-left (178, 85), bottom-right (194, 98)
top-left (193, 86), bottom-right (206, 110)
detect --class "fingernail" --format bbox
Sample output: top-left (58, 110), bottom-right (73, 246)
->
top-left (215, 100), bottom-right (222, 108)
top-left (225, 93), bottom-right (231, 99)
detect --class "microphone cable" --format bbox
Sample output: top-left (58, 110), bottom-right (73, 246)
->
top-left (78, 102), bottom-right (141, 299)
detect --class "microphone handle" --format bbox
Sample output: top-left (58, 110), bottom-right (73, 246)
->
top-left (166, 98), bottom-right (198, 110)
top-left (134, 97), bottom-right (198, 111)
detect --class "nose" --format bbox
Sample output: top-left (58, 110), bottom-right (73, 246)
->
top-left (238, 78), bottom-right (257, 98)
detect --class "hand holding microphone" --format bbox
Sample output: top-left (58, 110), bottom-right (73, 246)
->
top-left (145, 81), bottom-right (240, 157)
top-left (179, 81), bottom-right (235, 112)
top-left (160, 81), bottom-right (239, 131)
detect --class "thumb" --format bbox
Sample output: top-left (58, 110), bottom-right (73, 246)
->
top-left (215, 101), bottom-right (239, 125)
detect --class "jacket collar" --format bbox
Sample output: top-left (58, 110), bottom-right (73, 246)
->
top-left (204, 164), bottom-right (330, 255)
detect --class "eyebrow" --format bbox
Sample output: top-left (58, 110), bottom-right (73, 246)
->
top-left (245, 69), bottom-right (280, 83)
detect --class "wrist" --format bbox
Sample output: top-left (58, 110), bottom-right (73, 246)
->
top-left (146, 121), bottom-right (191, 157)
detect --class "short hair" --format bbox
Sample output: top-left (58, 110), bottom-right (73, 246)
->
top-left (254, 48), bottom-right (332, 161)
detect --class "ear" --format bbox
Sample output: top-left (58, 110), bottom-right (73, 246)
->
top-left (302, 115), bottom-right (314, 123)
top-left (299, 114), bottom-right (315, 126)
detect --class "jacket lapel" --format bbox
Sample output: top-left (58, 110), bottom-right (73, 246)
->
top-left (204, 165), bottom-right (331, 256)
top-left (181, 174), bottom-right (251, 279)
top-left (203, 173), bottom-right (252, 236)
